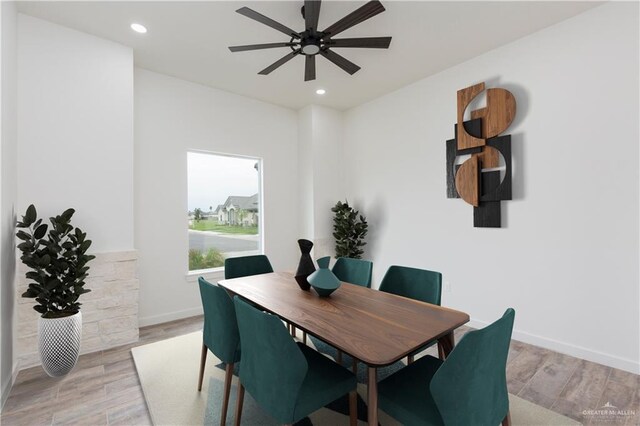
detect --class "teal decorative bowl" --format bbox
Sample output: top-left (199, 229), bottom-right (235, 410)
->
top-left (307, 256), bottom-right (341, 297)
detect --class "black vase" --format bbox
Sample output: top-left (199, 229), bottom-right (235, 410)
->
top-left (295, 239), bottom-right (315, 291)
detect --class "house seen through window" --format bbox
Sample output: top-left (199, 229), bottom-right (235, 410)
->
top-left (187, 151), bottom-right (262, 272)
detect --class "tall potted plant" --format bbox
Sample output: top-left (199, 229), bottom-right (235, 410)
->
top-left (331, 200), bottom-right (368, 259)
top-left (16, 205), bottom-right (95, 377)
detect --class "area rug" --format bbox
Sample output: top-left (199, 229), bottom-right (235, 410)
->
top-left (132, 331), bottom-right (581, 425)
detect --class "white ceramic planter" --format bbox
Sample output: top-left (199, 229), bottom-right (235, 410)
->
top-left (38, 311), bottom-right (82, 377)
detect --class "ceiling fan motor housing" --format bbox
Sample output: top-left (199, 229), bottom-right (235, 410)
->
top-left (300, 31), bottom-right (322, 55)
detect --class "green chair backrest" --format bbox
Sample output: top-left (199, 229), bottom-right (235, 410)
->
top-left (233, 296), bottom-right (308, 424)
top-left (378, 265), bottom-right (442, 306)
top-left (430, 308), bottom-right (515, 426)
top-left (224, 255), bottom-right (274, 279)
top-left (332, 257), bottom-right (373, 288)
top-left (197, 277), bottom-right (240, 364)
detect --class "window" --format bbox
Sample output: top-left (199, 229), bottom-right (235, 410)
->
top-left (187, 151), bottom-right (262, 272)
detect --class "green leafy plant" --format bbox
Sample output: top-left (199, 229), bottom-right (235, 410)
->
top-left (189, 248), bottom-right (225, 270)
top-left (194, 208), bottom-right (203, 222)
top-left (16, 205), bottom-right (95, 318)
top-left (331, 200), bottom-right (368, 259)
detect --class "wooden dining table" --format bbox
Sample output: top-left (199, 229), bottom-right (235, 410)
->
top-left (218, 271), bottom-right (470, 425)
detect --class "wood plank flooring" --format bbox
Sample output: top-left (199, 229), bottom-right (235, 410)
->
top-left (1, 316), bottom-right (638, 425)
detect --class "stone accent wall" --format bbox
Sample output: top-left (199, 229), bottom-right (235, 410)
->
top-left (17, 250), bottom-right (139, 369)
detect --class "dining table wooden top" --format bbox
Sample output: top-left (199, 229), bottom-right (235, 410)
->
top-left (218, 271), bottom-right (470, 367)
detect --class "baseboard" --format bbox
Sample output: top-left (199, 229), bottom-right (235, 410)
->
top-left (0, 361), bottom-right (20, 414)
top-left (468, 319), bottom-right (640, 374)
top-left (138, 307), bottom-right (203, 327)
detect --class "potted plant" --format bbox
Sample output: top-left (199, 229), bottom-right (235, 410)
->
top-left (16, 204), bottom-right (95, 377)
top-left (331, 200), bottom-right (368, 259)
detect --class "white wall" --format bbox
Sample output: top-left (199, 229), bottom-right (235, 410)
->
top-left (343, 3), bottom-right (639, 373)
top-left (297, 105), bottom-right (345, 258)
top-left (17, 15), bottom-right (134, 253)
top-left (0, 1), bottom-right (18, 412)
top-left (135, 68), bottom-right (299, 325)
top-left (310, 106), bottom-right (345, 250)
top-left (297, 107), bottom-right (314, 241)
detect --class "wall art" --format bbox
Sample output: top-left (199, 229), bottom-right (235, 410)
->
top-left (446, 82), bottom-right (516, 227)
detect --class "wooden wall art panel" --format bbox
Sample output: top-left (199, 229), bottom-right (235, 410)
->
top-left (455, 155), bottom-right (480, 207)
top-left (446, 81), bottom-right (517, 228)
top-left (470, 108), bottom-right (499, 168)
top-left (484, 88), bottom-right (516, 138)
top-left (456, 82), bottom-right (486, 150)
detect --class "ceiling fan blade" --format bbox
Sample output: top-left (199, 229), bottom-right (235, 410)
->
top-left (304, 0), bottom-right (321, 32)
top-left (322, 0), bottom-right (385, 38)
top-left (236, 7), bottom-right (301, 39)
top-left (229, 42), bottom-right (297, 52)
top-left (305, 55), bottom-right (316, 81)
top-left (320, 49), bottom-right (361, 75)
top-left (258, 49), bottom-right (300, 75)
top-left (326, 36), bottom-right (391, 49)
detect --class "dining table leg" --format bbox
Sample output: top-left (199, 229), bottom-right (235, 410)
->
top-left (438, 331), bottom-right (456, 359)
top-left (367, 366), bottom-right (378, 426)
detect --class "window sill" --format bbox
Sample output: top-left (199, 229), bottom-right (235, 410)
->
top-left (185, 267), bottom-right (225, 283)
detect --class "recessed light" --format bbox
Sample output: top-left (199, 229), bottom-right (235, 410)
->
top-left (130, 23), bottom-right (147, 34)
top-left (316, 89), bottom-right (326, 95)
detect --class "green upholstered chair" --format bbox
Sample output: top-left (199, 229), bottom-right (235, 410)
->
top-left (233, 296), bottom-right (358, 426)
top-left (379, 265), bottom-right (442, 305)
top-left (377, 308), bottom-right (516, 426)
top-left (223, 254), bottom-right (300, 338)
top-left (224, 254), bottom-right (274, 279)
top-left (197, 277), bottom-right (241, 426)
top-left (379, 265), bottom-right (442, 362)
top-left (332, 257), bottom-right (373, 288)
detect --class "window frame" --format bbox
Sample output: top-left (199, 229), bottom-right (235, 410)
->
top-left (185, 149), bottom-right (265, 277)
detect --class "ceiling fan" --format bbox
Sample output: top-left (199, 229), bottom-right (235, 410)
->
top-left (228, 0), bottom-right (392, 81)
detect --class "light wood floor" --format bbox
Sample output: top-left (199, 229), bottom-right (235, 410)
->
top-left (1, 316), bottom-right (638, 425)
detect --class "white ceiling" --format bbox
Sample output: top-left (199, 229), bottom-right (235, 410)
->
top-left (17, 1), bottom-right (601, 110)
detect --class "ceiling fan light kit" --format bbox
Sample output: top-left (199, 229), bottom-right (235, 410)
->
top-left (228, 0), bottom-right (392, 81)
